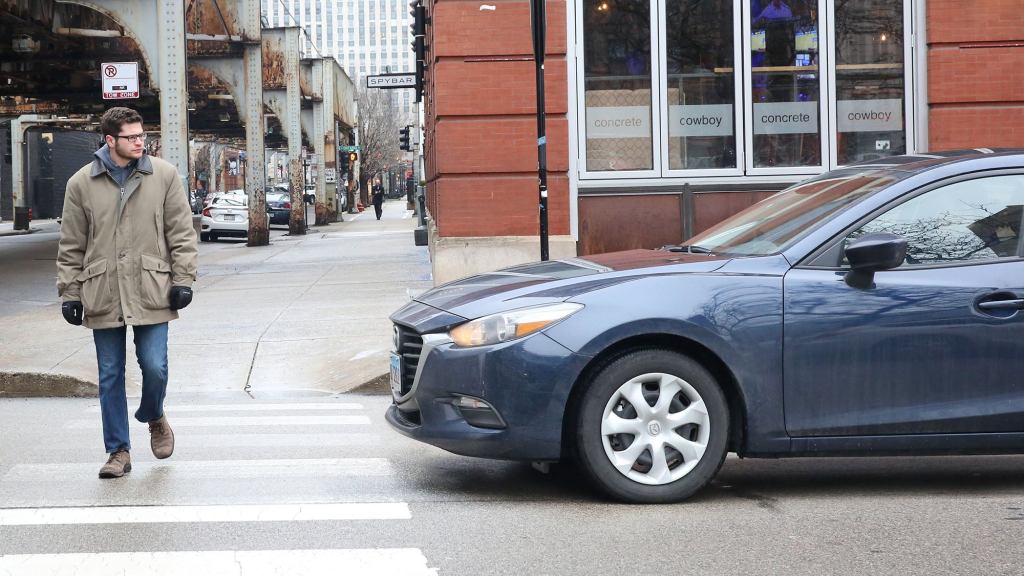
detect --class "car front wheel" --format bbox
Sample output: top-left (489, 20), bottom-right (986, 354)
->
top-left (574, 349), bottom-right (729, 503)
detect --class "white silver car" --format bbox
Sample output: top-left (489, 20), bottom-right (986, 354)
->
top-left (200, 192), bottom-right (248, 242)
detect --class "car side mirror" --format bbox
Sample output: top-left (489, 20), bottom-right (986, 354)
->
top-left (843, 232), bottom-right (907, 289)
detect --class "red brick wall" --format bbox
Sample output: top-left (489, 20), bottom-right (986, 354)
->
top-left (928, 0), bottom-right (1024, 150)
top-left (426, 0), bottom-right (569, 237)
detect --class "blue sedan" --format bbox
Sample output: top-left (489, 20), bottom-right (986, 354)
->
top-left (387, 150), bottom-right (1024, 503)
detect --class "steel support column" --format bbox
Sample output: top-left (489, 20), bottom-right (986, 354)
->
top-left (322, 60), bottom-right (338, 223)
top-left (284, 28), bottom-right (304, 235)
top-left (311, 59), bottom-right (328, 225)
top-left (241, 0), bottom-right (267, 246)
top-left (9, 115), bottom-right (38, 230)
top-left (158, 0), bottom-right (189, 185)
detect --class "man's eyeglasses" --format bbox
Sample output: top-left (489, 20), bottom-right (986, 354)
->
top-left (115, 133), bottom-right (147, 143)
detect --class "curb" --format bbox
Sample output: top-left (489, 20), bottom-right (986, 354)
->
top-left (0, 228), bottom-right (37, 238)
top-left (346, 373), bottom-right (390, 396)
top-left (0, 372), bottom-right (98, 398)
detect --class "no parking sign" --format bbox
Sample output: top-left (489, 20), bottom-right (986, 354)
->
top-left (101, 62), bottom-right (139, 100)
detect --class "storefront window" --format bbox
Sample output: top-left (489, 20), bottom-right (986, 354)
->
top-left (576, 0), bottom-right (912, 178)
top-left (583, 0), bottom-right (653, 172)
top-left (665, 1), bottom-right (736, 170)
top-left (749, 0), bottom-right (821, 168)
top-left (834, 1), bottom-right (906, 164)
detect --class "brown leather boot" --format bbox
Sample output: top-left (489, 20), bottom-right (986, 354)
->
top-left (98, 450), bottom-right (131, 479)
top-left (148, 415), bottom-right (175, 459)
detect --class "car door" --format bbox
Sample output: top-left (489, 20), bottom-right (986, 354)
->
top-left (783, 172), bottom-right (1024, 437)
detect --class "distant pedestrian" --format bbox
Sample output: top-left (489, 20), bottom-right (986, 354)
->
top-left (372, 179), bottom-right (385, 220)
top-left (56, 106), bottom-right (198, 479)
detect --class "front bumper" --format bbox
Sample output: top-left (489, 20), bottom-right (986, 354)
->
top-left (385, 330), bottom-right (591, 461)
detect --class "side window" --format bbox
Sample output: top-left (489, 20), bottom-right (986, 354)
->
top-left (846, 174), bottom-right (1024, 266)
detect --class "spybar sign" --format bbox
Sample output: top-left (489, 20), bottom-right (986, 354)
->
top-left (366, 73), bottom-right (416, 89)
top-left (101, 62), bottom-right (139, 100)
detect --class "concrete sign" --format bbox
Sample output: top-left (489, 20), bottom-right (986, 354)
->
top-left (585, 106), bottom-right (651, 139)
top-left (753, 102), bottom-right (818, 135)
top-left (101, 62), bottom-right (139, 99)
top-left (837, 99), bottom-right (903, 132)
top-left (668, 105), bottom-right (734, 137)
top-left (366, 74), bottom-right (416, 89)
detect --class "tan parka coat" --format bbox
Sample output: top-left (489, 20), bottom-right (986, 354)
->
top-left (57, 153), bottom-right (198, 329)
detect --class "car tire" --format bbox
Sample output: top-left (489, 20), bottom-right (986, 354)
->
top-left (574, 349), bottom-right (729, 503)
top-left (200, 232), bottom-right (210, 242)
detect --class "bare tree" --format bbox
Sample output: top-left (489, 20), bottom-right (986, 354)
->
top-left (357, 88), bottom-right (408, 204)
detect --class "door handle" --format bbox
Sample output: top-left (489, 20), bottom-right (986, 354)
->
top-left (977, 299), bottom-right (1024, 311)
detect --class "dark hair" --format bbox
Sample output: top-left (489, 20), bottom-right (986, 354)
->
top-left (100, 107), bottom-right (143, 138)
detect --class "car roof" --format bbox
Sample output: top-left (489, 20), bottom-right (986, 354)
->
top-left (847, 148), bottom-right (1024, 173)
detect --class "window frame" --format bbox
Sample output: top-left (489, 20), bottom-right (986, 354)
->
top-left (742, 0), bottom-right (829, 177)
top-left (826, 0), bottom-right (915, 168)
top-left (658, 0), bottom-right (745, 178)
top-left (575, 0), bottom-right (661, 180)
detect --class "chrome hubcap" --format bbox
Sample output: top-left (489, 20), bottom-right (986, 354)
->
top-left (600, 372), bottom-right (710, 486)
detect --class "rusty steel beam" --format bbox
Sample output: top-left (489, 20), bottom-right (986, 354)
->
top-left (310, 58), bottom-right (327, 224)
top-left (284, 27), bottom-right (304, 235)
top-left (240, 0), bottom-right (266, 246)
top-left (321, 59), bottom-right (338, 223)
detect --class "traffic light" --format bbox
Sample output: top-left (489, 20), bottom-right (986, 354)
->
top-left (348, 151), bottom-right (358, 165)
top-left (409, 0), bottom-right (426, 103)
top-left (399, 126), bottom-right (411, 151)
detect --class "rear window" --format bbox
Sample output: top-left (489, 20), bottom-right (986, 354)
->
top-left (212, 195), bottom-right (246, 207)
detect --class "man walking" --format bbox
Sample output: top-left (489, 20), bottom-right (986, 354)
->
top-left (371, 179), bottom-right (385, 220)
top-left (57, 107), bottom-right (198, 479)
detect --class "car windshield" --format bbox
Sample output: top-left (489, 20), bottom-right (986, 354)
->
top-left (684, 170), bottom-right (900, 256)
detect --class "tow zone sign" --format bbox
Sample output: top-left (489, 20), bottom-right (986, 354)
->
top-left (101, 62), bottom-right (139, 100)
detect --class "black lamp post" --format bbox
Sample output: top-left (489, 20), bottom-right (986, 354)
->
top-left (530, 0), bottom-right (549, 261)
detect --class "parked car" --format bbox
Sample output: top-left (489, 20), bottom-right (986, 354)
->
top-left (200, 192), bottom-right (247, 241)
top-left (266, 190), bottom-right (291, 225)
top-left (387, 149), bottom-right (1024, 503)
top-left (203, 189), bottom-right (243, 210)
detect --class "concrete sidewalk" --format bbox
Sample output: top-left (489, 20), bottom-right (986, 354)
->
top-left (0, 218), bottom-right (58, 237)
top-left (0, 200), bottom-right (432, 397)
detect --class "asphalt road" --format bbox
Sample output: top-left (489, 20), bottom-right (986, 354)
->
top-left (1, 393), bottom-right (1022, 575)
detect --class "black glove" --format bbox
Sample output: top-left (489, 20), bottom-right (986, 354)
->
top-left (62, 301), bottom-right (84, 326)
top-left (169, 286), bottom-right (193, 311)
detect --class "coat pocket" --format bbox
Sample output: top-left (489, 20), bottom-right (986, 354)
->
top-left (77, 258), bottom-right (115, 315)
top-left (140, 253), bottom-right (172, 310)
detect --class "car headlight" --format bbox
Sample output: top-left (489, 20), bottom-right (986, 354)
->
top-left (449, 302), bottom-right (584, 348)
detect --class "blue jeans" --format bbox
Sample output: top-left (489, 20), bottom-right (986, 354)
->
top-left (93, 323), bottom-right (169, 453)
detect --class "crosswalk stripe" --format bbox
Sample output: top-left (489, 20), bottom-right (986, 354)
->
top-left (65, 415), bottom-right (371, 429)
top-left (0, 502), bottom-right (411, 526)
top-left (0, 549), bottom-right (438, 575)
top-left (167, 432), bottom-right (380, 447)
top-left (3, 458), bottom-right (392, 481)
top-left (84, 403), bottom-right (365, 413)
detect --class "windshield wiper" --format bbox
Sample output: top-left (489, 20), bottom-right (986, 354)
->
top-left (659, 244), bottom-right (714, 254)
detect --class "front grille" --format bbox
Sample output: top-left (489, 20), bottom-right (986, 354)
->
top-left (395, 325), bottom-right (423, 396)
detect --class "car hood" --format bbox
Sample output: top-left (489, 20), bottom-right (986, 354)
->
top-left (409, 249), bottom-right (732, 321)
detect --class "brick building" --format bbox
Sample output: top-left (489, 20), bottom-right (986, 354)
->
top-left (422, 0), bottom-right (1024, 284)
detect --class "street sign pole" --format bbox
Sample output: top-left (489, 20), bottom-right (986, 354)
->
top-left (530, 0), bottom-right (549, 261)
